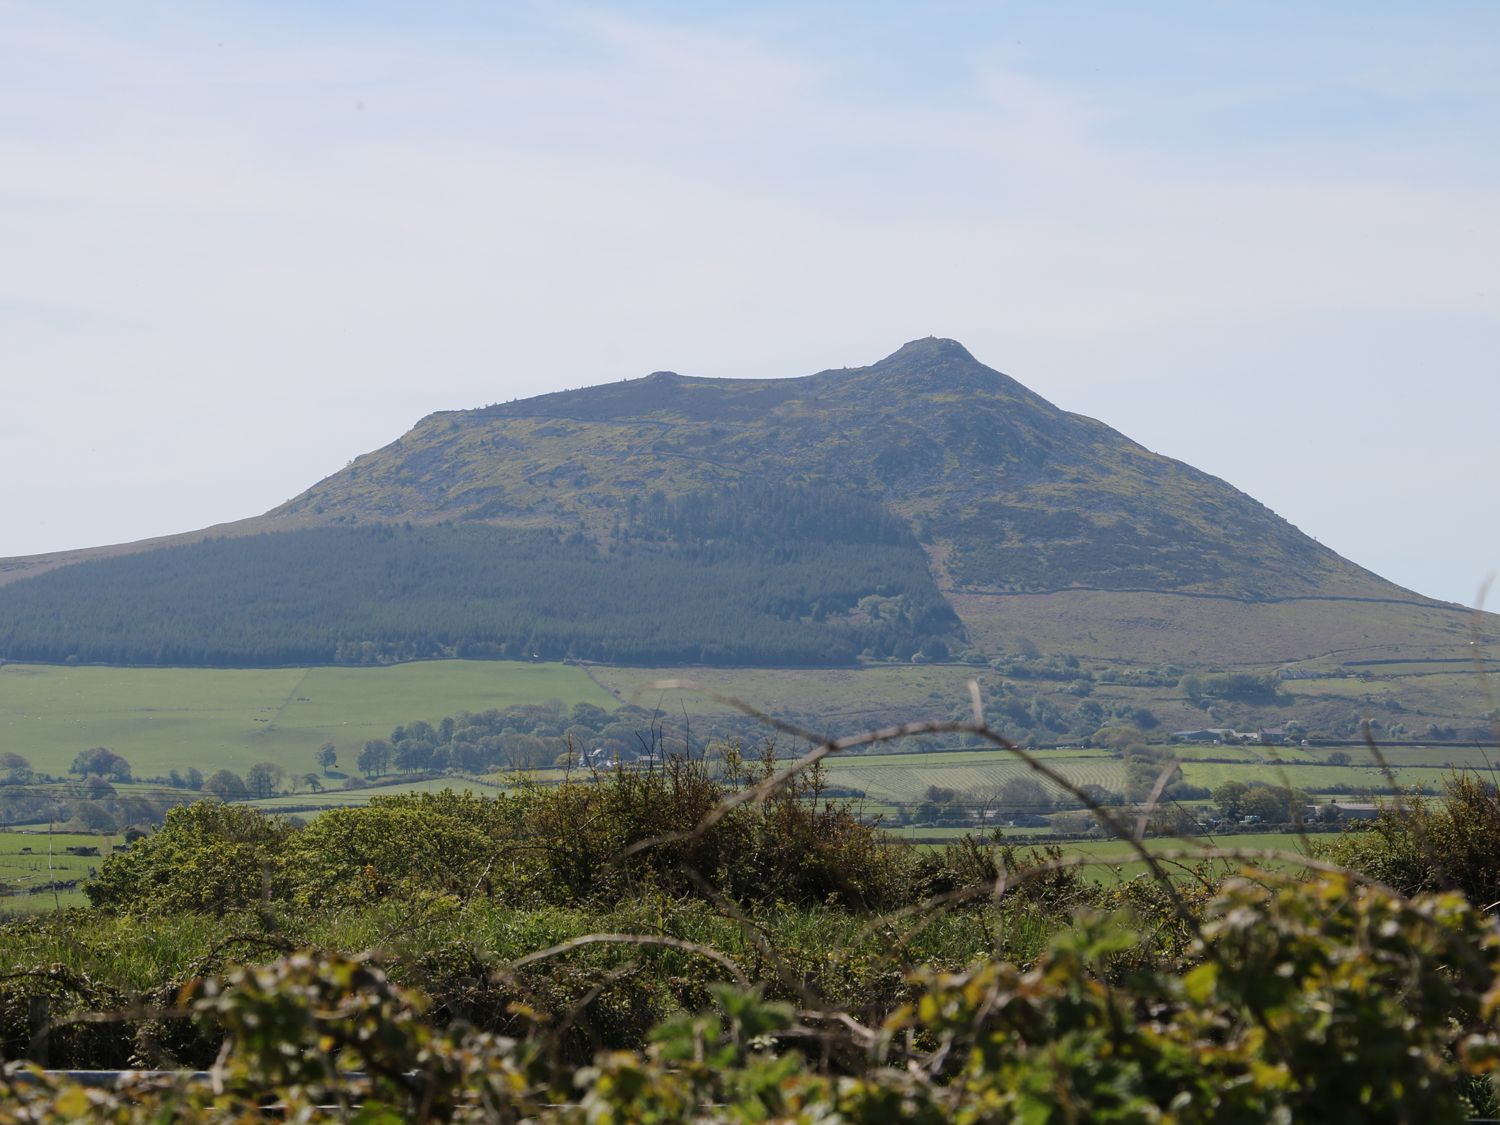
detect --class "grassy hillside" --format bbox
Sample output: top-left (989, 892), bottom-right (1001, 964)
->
top-left (0, 661), bottom-right (613, 778)
top-left (821, 748), bottom-right (1126, 804)
top-left (267, 338), bottom-right (1409, 602)
top-left (949, 587), bottom-right (1492, 668)
top-left (595, 642), bottom-right (1500, 744)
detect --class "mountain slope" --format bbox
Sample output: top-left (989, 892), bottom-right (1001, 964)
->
top-left (273, 337), bottom-right (1402, 602)
top-left (0, 338), bottom-right (1481, 672)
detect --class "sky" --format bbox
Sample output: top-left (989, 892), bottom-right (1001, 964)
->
top-left (2, 1), bottom-right (1497, 606)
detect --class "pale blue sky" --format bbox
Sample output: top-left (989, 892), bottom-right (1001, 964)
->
top-left (2, 2), bottom-right (1496, 605)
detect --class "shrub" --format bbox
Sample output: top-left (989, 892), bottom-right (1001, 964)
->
top-left (86, 802), bottom-right (292, 914)
top-left (281, 804), bottom-right (500, 908)
top-left (15, 868), bottom-right (1500, 1121)
top-left (517, 751), bottom-right (915, 910)
top-left (1331, 773), bottom-right (1500, 906)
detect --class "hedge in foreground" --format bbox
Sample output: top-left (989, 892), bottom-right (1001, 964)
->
top-left (5, 868), bottom-right (1500, 1123)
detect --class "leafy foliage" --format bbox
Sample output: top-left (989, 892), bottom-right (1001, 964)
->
top-left (84, 802), bottom-right (294, 914)
top-left (1331, 773), bottom-right (1500, 907)
top-left (9, 870), bottom-right (1500, 1121)
top-left (18, 696), bottom-right (1500, 1120)
top-left (67, 747), bottom-right (131, 781)
top-left (86, 756), bottom-right (918, 916)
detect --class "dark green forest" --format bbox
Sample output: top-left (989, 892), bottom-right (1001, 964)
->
top-left (0, 484), bottom-right (961, 668)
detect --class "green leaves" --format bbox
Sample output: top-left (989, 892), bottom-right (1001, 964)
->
top-left (13, 868), bottom-right (1500, 1123)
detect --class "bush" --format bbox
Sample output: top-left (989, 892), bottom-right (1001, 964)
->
top-left (86, 802), bottom-right (293, 914)
top-left (519, 751), bottom-right (915, 910)
top-left (1331, 773), bottom-right (1500, 906)
top-left (15, 869), bottom-right (1500, 1121)
top-left (85, 755), bottom-right (918, 917)
top-left (282, 804), bottom-right (501, 908)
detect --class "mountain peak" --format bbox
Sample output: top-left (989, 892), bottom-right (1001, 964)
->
top-left (855, 336), bottom-right (1044, 403)
top-left (256, 338), bottom-right (1407, 607)
top-left (879, 337), bottom-right (979, 366)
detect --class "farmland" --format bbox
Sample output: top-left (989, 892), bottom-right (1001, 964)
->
top-left (2, 654), bottom-right (1494, 785)
top-left (0, 830), bottom-right (105, 913)
top-left (821, 747), bottom-right (1124, 803)
top-left (243, 775), bottom-right (511, 811)
top-left (1, 656), bottom-right (1492, 845)
top-left (1039, 832), bottom-right (1321, 882)
top-left (0, 661), bottom-right (614, 779)
top-left (594, 654), bottom-right (1500, 751)
top-left (591, 662), bottom-right (990, 730)
top-left (1177, 759), bottom-right (1483, 793)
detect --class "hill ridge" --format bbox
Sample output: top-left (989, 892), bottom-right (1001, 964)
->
top-left (266, 337), bottom-right (1407, 604)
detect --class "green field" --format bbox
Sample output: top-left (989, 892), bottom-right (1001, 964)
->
top-left (1177, 759), bottom-right (1484, 794)
top-left (823, 747), bottom-right (1124, 803)
top-left (0, 662), bottom-right (615, 779)
top-left (1, 655), bottom-right (1494, 830)
top-left (244, 775), bottom-right (513, 811)
top-left (949, 588), bottom-right (1485, 672)
top-left (594, 663), bottom-right (991, 728)
top-left (1334, 743), bottom-right (1500, 768)
top-left (0, 829), bottom-right (107, 913)
top-left (903, 831), bottom-right (1326, 882)
top-left (599, 658), bottom-right (1500, 761)
top-left (825, 739), bottom-right (1495, 807)
top-left (1048, 832), bottom-right (1323, 882)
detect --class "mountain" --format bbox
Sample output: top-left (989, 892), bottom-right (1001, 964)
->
top-left (273, 337), bottom-right (1396, 600)
top-left (0, 339), bottom-right (1485, 671)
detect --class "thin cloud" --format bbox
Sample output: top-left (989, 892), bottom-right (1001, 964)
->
top-left (0, 3), bottom-right (1494, 600)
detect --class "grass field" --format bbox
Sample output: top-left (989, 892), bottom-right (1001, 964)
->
top-left (233, 741), bottom-right (1496, 816)
top-left (823, 748), bottom-right (1125, 803)
top-left (594, 663), bottom-right (989, 729)
top-left (1177, 759), bottom-right (1484, 793)
top-left (1, 653), bottom-right (1494, 830)
top-left (948, 588), bottom-right (1487, 670)
top-left (0, 661), bottom-right (615, 779)
top-left (0, 829), bottom-right (106, 913)
top-left (1346, 743), bottom-right (1500, 768)
top-left (891, 825), bottom-right (1051, 841)
top-left (244, 775), bottom-right (513, 811)
top-left (5, 651), bottom-right (1492, 764)
top-left (904, 831), bottom-right (1326, 882)
top-left (595, 652), bottom-right (1500, 757)
top-left (1048, 832), bottom-right (1323, 882)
